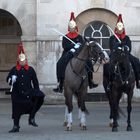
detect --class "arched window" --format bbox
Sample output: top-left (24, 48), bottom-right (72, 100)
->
top-left (0, 9), bottom-right (22, 37)
top-left (83, 21), bottom-right (112, 51)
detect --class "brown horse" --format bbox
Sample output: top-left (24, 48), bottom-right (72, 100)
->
top-left (103, 45), bottom-right (135, 132)
top-left (63, 38), bottom-right (109, 131)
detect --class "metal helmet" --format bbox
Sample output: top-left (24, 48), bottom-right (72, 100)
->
top-left (115, 14), bottom-right (125, 32)
top-left (18, 43), bottom-right (26, 61)
top-left (114, 14), bottom-right (126, 39)
top-left (68, 12), bottom-right (78, 32)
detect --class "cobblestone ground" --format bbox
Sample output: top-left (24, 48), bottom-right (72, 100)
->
top-left (0, 100), bottom-right (140, 140)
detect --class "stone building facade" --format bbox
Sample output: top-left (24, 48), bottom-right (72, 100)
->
top-left (0, 0), bottom-right (140, 101)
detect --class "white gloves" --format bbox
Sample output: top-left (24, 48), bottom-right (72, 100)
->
top-left (11, 75), bottom-right (17, 84)
top-left (125, 45), bottom-right (130, 51)
top-left (70, 43), bottom-right (81, 53)
top-left (70, 48), bottom-right (76, 53)
top-left (9, 75), bottom-right (17, 92)
top-left (8, 78), bottom-right (11, 84)
top-left (74, 43), bottom-right (81, 49)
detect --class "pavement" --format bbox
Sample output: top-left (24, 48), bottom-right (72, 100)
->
top-left (0, 99), bottom-right (140, 140)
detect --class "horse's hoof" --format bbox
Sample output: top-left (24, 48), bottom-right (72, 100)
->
top-left (109, 122), bottom-right (113, 127)
top-left (112, 127), bottom-right (118, 132)
top-left (109, 122), bottom-right (119, 127)
top-left (81, 125), bottom-right (87, 130)
top-left (66, 126), bottom-right (72, 131)
top-left (63, 122), bottom-right (68, 126)
top-left (127, 126), bottom-right (133, 131)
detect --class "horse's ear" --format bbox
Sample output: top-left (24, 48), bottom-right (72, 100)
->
top-left (84, 36), bottom-right (90, 42)
top-left (89, 41), bottom-right (96, 47)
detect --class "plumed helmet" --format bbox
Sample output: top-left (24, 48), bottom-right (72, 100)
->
top-left (68, 12), bottom-right (78, 32)
top-left (115, 14), bottom-right (125, 32)
top-left (18, 43), bottom-right (26, 61)
top-left (114, 14), bottom-right (126, 39)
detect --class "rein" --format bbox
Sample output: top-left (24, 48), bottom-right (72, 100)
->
top-left (69, 59), bottom-right (87, 80)
top-left (69, 59), bottom-right (87, 92)
top-left (112, 51), bottom-right (132, 84)
top-left (115, 62), bottom-right (132, 85)
top-left (75, 56), bottom-right (87, 61)
top-left (69, 43), bottom-right (105, 91)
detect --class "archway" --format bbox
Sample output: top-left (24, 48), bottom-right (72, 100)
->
top-left (0, 9), bottom-right (22, 90)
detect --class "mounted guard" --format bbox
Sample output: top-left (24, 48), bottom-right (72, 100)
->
top-left (106, 14), bottom-right (140, 92)
top-left (53, 12), bottom-right (98, 93)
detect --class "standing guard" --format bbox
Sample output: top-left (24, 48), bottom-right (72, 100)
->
top-left (7, 43), bottom-right (45, 133)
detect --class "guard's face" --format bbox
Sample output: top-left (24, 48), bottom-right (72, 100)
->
top-left (19, 59), bottom-right (26, 66)
top-left (69, 27), bottom-right (77, 33)
top-left (116, 22), bottom-right (124, 34)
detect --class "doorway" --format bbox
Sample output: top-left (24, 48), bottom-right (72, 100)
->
top-left (0, 9), bottom-right (22, 90)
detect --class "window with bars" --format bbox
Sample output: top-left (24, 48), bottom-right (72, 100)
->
top-left (83, 21), bottom-right (112, 51)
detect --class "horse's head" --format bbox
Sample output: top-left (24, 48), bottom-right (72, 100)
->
top-left (111, 44), bottom-right (130, 64)
top-left (84, 37), bottom-right (109, 63)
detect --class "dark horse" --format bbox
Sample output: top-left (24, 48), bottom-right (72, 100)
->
top-left (103, 45), bottom-right (135, 132)
top-left (63, 38), bottom-right (109, 131)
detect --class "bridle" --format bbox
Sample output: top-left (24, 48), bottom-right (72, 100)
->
top-left (111, 46), bottom-right (132, 84)
top-left (70, 42), bottom-right (104, 78)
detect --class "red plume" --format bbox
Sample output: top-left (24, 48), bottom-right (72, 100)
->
top-left (70, 12), bottom-right (76, 21)
top-left (117, 14), bottom-right (123, 23)
top-left (18, 42), bottom-right (25, 54)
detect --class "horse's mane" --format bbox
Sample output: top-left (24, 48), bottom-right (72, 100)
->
top-left (73, 37), bottom-right (98, 58)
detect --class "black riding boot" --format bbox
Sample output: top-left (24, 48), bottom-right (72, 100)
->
top-left (136, 78), bottom-right (140, 89)
top-left (9, 125), bottom-right (20, 133)
top-left (9, 117), bottom-right (20, 133)
top-left (88, 71), bottom-right (98, 89)
top-left (132, 69), bottom-right (140, 88)
top-left (53, 79), bottom-right (64, 93)
top-left (28, 98), bottom-right (42, 127)
top-left (29, 118), bottom-right (38, 127)
top-left (129, 54), bottom-right (140, 88)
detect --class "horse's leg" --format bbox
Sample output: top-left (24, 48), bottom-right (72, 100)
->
top-left (112, 90), bottom-right (119, 132)
top-left (103, 73), bottom-right (113, 127)
top-left (109, 105), bottom-right (114, 127)
top-left (77, 93), bottom-right (81, 120)
top-left (127, 91), bottom-right (133, 131)
top-left (64, 89), bottom-right (73, 131)
top-left (79, 93), bottom-right (87, 130)
top-left (67, 111), bottom-right (72, 131)
top-left (107, 92), bottom-right (114, 127)
top-left (63, 106), bottom-right (68, 126)
top-left (78, 108), bottom-right (82, 120)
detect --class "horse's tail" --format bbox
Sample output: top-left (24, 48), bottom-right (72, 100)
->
top-left (74, 92), bottom-right (90, 115)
